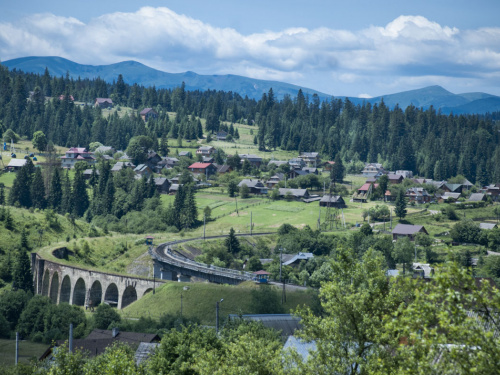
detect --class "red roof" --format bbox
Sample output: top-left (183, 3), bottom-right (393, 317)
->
top-left (188, 163), bottom-right (212, 169)
top-left (385, 190), bottom-right (392, 196)
top-left (358, 183), bottom-right (379, 191)
top-left (253, 270), bottom-right (271, 275)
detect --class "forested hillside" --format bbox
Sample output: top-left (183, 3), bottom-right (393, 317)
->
top-left (1, 65), bottom-right (499, 184)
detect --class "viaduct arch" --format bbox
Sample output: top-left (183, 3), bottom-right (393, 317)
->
top-left (32, 254), bottom-right (163, 309)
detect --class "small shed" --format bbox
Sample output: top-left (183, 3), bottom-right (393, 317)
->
top-left (145, 236), bottom-right (154, 245)
top-left (253, 270), bottom-right (271, 283)
top-left (319, 195), bottom-right (346, 208)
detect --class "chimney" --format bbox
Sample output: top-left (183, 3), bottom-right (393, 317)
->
top-left (112, 327), bottom-right (119, 338)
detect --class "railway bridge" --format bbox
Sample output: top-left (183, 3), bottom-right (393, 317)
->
top-left (31, 253), bottom-right (163, 309)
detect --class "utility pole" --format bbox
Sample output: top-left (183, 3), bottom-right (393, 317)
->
top-left (216, 298), bottom-right (223, 334)
top-left (250, 211), bottom-right (253, 235)
top-left (15, 332), bottom-right (19, 365)
top-left (203, 214), bottom-right (206, 240)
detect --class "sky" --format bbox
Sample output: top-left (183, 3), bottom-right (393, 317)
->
top-left (1, 0), bottom-right (500, 97)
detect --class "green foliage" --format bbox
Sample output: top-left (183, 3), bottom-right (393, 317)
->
top-left (392, 237), bottom-right (414, 274)
top-left (450, 219), bottom-right (482, 244)
top-left (442, 205), bottom-right (459, 220)
top-left (31, 130), bottom-right (47, 152)
top-left (93, 303), bottom-right (121, 330)
top-left (12, 248), bottom-right (33, 293)
top-left (239, 183), bottom-right (250, 198)
top-left (297, 247), bottom-right (409, 374)
top-left (227, 180), bottom-right (238, 197)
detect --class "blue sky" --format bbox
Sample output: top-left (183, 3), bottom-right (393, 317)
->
top-left (1, 0), bottom-right (500, 97)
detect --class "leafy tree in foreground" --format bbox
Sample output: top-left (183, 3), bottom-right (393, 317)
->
top-left (381, 263), bottom-right (500, 375)
top-left (297, 248), bottom-right (410, 374)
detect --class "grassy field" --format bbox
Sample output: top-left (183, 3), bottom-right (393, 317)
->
top-left (122, 281), bottom-right (315, 325)
top-left (0, 339), bottom-right (47, 367)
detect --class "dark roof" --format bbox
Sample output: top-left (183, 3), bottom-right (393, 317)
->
top-left (217, 164), bottom-right (231, 173)
top-left (468, 193), bottom-right (485, 202)
top-left (320, 194), bottom-right (344, 204)
top-left (140, 108), bottom-right (157, 115)
top-left (40, 329), bottom-right (160, 360)
top-left (238, 179), bottom-right (265, 188)
top-left (392, 224), bottom-right (427, 235)
top-left (86, 329), bottom-right (159, 343)
top-left (228, 314), bottom-right (301, 338)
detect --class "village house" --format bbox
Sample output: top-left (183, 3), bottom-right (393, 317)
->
top-left (6, 158), bottom-right (27, 171)
top-left (387, 173), bottom-right (404, 184)
top-left (145, 151), bottom-right (162, 170)
top-left (468, 193), bottom-right (486, 202)
top-left (440, 192), bottom-right (461, 202)
top-left (282, 252), bottom-right (314, 266)
top-left (215, 164), bottom-right (231, 175)
top-left (60, 147), bottom-right (96, 169)
top-left (443, 183), bottom-right (463, 194)
top-left (362, 163), bottom-right (386, 177)
top-left (202, 156), bottom-right (215, 163)
top-left (238, 179), bottom-right (268, 194)
top-left (268, 160), bottom-right (288, 168)
top-left (392, 224), bottom-right (428, 241)
top-left (239, 154), bottom-right (263, 168)
top-left (134, 164), bottom-right (153, 178)
top-left (196, 146), bottom-right (215, 156)
top-left (139, 108), bottom-right (158, 122)
top-left (384, 190), bottom-right (395, 202)
top-left (412, 263), bottom-right (434, 279)
top-left (482, 185), bottom-right (500, 201)
top-left (187, 162), bottom-right (217, 177)
top-left (353, 182), bottom-right (378, 202)
top-left (319, 194), bottom-right (346, 208)
top-left (216, 130), bottom-right (228, 141)
top-left (479, 223), bottom-right (498, 230)
top-left (154, 177), bottom-right (170, 194)
top-left (266, 173), bottom-right (285, 189)
top-left (406, 187), bottom-right (432, 203)
top-left (178, 151), bottom-right (192, 158)
top-left (298, 152), bottom-right (321, 167)
top-left (395, 170), bottom-right (413, 178)
top-left (288, 158), bottom-right (306, 169)
top-left (111, 161), bottom-right (136, 172)
top-left (94, 98), bottom-right (113, 109)
top-left (83, 168), bottom-right (100, 180)
top-left (278, 188), bottom-right (310, 200)
top-left (155, 157), bottom-right (179, 172)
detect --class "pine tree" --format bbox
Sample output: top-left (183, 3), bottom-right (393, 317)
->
top-left (48, 168), bottom-right (63, 211)
top-left (12, 248), bottom-right (33, 293)
top-left (395, 189), bottom-right (407, 219)
top-left (330, 153), bottom-right (345, 182)
top-left (30, 168), bottom-right (47, 209)
top-left (9, 160), bottom-right (33, 208)
top-left (60, 170), bottom-right (72, 214)
top-left (71, 169), bottom-right (89, 217)
top-left (173, 185), bottom-right (185, 229)
top-left (160, 134), bottom-right (169, 157)
top-left (225, 227), bottom-right (241, 255)
top-left (182, 186), bottom-right (198, 229)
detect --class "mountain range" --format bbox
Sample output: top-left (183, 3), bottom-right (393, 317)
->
top-left (3, 56), bottom-right (500, 115)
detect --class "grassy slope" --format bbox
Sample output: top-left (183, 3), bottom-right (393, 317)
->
top-left (122, 281), bottom-right (314, 325)
top-left (0, 339), bottom-right (47, 367)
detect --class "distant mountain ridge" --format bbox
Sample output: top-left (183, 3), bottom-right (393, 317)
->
top-left (3, 56), bottom-right (500, 115)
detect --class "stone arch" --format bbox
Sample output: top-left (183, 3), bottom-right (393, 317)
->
top-left (89, 280), bottom-right (102, 308)
top-left (121, 285), bottom-right (137, 308)
top-left (49, 272), bottom-right (60, 303)
top-left (60, 275), bottom-right (71, 304)
top-left (41, 270), bottom-right (50, 296)
top-left (72, 278), bottom-right (86, 306)
top-left (143, 288), bottom-right (153, 296)
top-left (104, 283), bottom-right (119, 307)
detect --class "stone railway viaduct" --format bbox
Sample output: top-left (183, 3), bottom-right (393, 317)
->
top-left (32, 254), bottom-right (162, 309)
top-left (31, 232), bottom-right (274, 309)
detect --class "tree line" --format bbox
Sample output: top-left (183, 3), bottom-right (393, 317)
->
top-left (1, 65), bottom-right (500, 185)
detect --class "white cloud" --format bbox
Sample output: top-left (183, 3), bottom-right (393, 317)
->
top-left (0, 9), bottom-right (499, 96)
